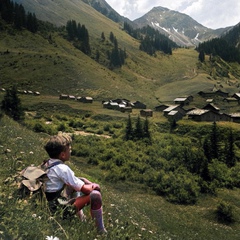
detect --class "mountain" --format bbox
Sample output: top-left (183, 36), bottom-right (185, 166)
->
top-left (133, 6), bottom-right (230, 47)
top-left (13, 1), bottom-right (228, 47)
top-left (2, 0), bottom-right (240, 107)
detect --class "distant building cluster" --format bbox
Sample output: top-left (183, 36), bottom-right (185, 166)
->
top-left (155, 90), bottom-right (240, 123)
top-left (102, 98), bottom-right (153, 116)
top-left (59, 94), bottom-right (93, 103)
top-left (1, 88), bottom-right (40, 96)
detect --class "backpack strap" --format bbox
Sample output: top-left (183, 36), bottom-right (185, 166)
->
top-left (45, 161), bottom-right (62, 170)
top-left (40, 159), bottom-right (62, 171)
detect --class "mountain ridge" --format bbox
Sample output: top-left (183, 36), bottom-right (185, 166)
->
top-left (14, 0), bottom-right (232, 47)
top-left (2, 0), bottom-right (239, 108)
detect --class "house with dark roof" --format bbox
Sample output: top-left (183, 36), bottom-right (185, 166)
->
top-left (132, 101), bottom-right (146, 109)
top-left (174, 95), bottom-right (193, 106)
top-left (59, 94), bottom-right (68, 100)
top-left (140, 109), bottom-right (153, 117)
top-left (223, 97), bottom-right (238, 103)
top-left (198, 89), bottom-right (229, 98)
top-left (232, 93), bottom-right (240, 103)
top-left (232, 93), bottom-right (240, 100)
top-left (155, 104), bottom-right (169, 112)
top-left (77, 96), bottom-right (93, 103)
top-left (230, 113), bottom-right (240, 123)
top-left (166, 110), bottom-right (185, 122)
top-left (187, 109), bottom-right (221, 122)
top-left (203, 103), bottom-right (220, 113)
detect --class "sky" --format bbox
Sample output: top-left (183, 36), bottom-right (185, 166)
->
top-left (105, 0), bottom-right (240, 29)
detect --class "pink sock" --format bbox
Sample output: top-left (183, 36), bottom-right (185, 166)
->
top-left (90, 190), bottom-right (107, 233)
top-left (91, 207), bottom-right (106, 233)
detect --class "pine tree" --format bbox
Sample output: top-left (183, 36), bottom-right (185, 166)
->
top-left (143, 117), bottom-right (150, 139)
top-left (225, 130), bottom-right (236, 167)
top-left (125, 114), bottom-right (133, 140)
top-left (109, 31), bottom-right (114, 43)
top-left (1, 86), bottom-right (24, 121)
top-left (210, 122), bottom-right (219, 159)
top-left (101, 32), bottom-right (105, 41)
top-left (198, 50), bottom-right (205, 62)
top-left (134, 115), bottom-right (143, 140)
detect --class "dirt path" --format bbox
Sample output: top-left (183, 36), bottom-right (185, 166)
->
top-left (73, 130), bottom-right (111, 138)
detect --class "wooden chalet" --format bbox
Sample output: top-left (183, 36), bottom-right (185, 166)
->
top-left (59, 94), bottom-right (68, 100)
top-left (166, 110), bottom-right (185, 122)
top-left (77, 96), bottom-right (93, 103)
top-left (198, 89), bottom-right (229, 98)
top-left (187, 109), bottom-right (221, 122)
top-left (203, 103), bottom-right (220, 113)
top-left (230, 113), bottom-right (240, 123)
top-left (132, 101), bottom-right (146, 109)
top-left (155, 104), bottom-right (169, 112)
top-left (174, 95), bottom-right (193, 106)
top-left (140, 109), bottom-right (153, 117)
top-left (163, 105), bottom-right (186, 117)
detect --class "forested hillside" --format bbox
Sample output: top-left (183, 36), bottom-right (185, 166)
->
top-left (1, 0), bottom-right (240, 107)
top-left (1, 1), bottom-right (240, 239)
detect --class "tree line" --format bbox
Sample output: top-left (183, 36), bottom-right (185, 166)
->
top-left (0, 0), bottom-right (38, 33)
top-left (196, 24), bottom-right (240, 63)
top-left (66, 20), bottom-right (91, 55)
top-left (123, 22), bottom-right (178, 56)
top-left (125, 115), bottom-right (151, 142)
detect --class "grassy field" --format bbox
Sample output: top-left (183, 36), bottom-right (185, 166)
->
top-left (1, 99), bottom-right (240, 239)
top-left (1, 15), bottom-right (240, 109)
top-left (1, 3), bottom-right (240, 238)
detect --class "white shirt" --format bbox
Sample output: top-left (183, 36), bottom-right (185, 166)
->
top-left (45, 159), bottom-right (84, 193)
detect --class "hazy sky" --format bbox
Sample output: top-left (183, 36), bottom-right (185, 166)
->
top-left (105, 0), bottom-right (240, 29)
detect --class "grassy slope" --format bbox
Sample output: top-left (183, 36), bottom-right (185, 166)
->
top-left (2, 0), bottom-right (240, 109)
top-left (1, 115), bottom-right (240, 239)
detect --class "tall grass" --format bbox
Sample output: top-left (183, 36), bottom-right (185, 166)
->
top-left (1, 114), bottom-right (240, 239)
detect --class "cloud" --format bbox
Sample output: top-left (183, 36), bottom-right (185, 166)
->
top-left (105, 0), bottom-right (240, 29)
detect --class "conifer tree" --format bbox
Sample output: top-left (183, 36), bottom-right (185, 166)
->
top-left (209, 121), bottom-right (219, 159)
top-left (13, 3), bottom-right (25, 29)
top-left (134, 115), bottom-right (143, 140)
top-left (109, 31), bottom-right (114, 43)
top-left (125, 114), bottom-right (133, 140)
top-left (1, 86), bottom-right (24, 121)
top-left (143, 117), bottom-right (150, 139)
top-left (101, 32), bottom-right (105, 41)
top-left (225, 130), bottom-right (236, 167)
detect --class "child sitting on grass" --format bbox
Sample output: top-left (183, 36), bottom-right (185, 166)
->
top-left (43, 133), bottom-right (107, 234)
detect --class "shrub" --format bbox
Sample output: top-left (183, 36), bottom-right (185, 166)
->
top-left (216, 201), bottom-right (236, 223)
top-left (154, 169), bottom-right (200, 204)
top-left (33, 122), bottom-right (46, 133)
top-left (208, 159), bottom-right (232, 188)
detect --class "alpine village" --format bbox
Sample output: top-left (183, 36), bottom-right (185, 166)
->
top-left (1, 0), bottom-right (240, 239)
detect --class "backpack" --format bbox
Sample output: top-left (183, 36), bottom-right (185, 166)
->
top-left (17, 161), bottom-right (62, 199)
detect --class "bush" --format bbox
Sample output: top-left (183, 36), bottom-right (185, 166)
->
top-left (33, 122), bottom-right (46, 133)
top-left (154, 169), bottom-right (200, 204)
top-left (208, 159), bottom-right (232, 188)
top-left (216, 201), bottom-right (236, 223)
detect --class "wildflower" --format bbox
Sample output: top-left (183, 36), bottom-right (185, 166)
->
top-left (32, 214), bottom-right (37, 218)
top-left (29, 151), bottom-right (34, 154)
top-left (46, 236), bottom-right (60, 240)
